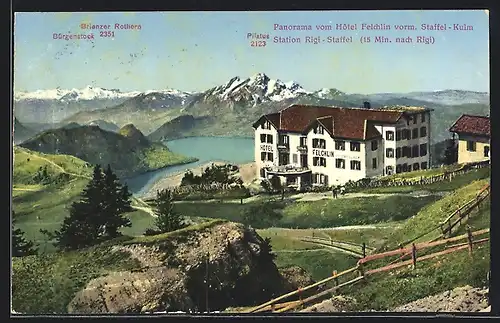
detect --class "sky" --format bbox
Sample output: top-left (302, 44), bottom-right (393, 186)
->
top-left (14, 10), bottom-right (489, 94)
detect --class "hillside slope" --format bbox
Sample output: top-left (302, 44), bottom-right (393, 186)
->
top-left (12, 146), bottom-right (154, 253)
top-left (19, 124), bottom-right (197, 177)
top-left (11, 220), bottom-right (312, 314)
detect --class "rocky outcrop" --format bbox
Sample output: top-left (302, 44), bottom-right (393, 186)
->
top-left (300, 295), bottom-right (358, 313)
top-left (67, 222), bottom-right (294, 314)
top-left (391, 286), bottom-right (489, 312)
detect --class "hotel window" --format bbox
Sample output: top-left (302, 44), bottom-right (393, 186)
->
top-left (467, 141), bottom-right (476, 152)
top-left (406, 117), bottom-right (411, 126)
top-left (386, 148), bottom-right (394, 158)
top-left (403, 146), bottom-right (412, 158)
top-left (421, 113), bottom-right (426, 123)
top-left (323, 174), bottom-right (329, 186)
top-left (279, 134), bottom-right (289, 146)
top-left (413, 163), bottom-right (420, 171)
top-left (396, 147), bottom-right (401, 158)
top-left (420, 126), bottom-right (427, 137)
top-left (396, 130), bottom-right (401, 141)
top-left (401, 129), bottom-right (408, 140)
top-left (300, 136), bottom-right (307, 147)
top-left (278, 153), bottom-right (289, 165)
top-left (484, 146), bottom-right (490, 157)
top-left (292, 154), bottom-right (298, 164)
top-left (386, 166), bottom-right (394, 175)
top-left (350, 141), bottom-right (361, 152)
top-left (371, 140), bottom-right (378, 151)
top-left (260, 134), bottom-right (266, 142)
top-left (372, 158), bottom-right (377, 169)
top-left (396, 164), bottom-right (402, 173)
top-left (313, 138), bottom-right (326, 149)
top-left (260, 168), bottom-right (266, 178)
top-left (386, 131), bottom-right (394, 141)
top-left (335, 158), bottom-right (345, 169)
top-left (412, 128), bottom-right (419, 139)
top-left (412, 145), bottom-right (420, 158)
top-left (420, 144), bottom-right (427, 156)
top-left (313, 157), bottom-right (326, 167)
top-left (350, 160), bottom-right (361, 171)
top-left (314, 125), bottom-right (325, 134)
top-left (413, 116), bottom-right (418, 124)
top-left (402, 163), bottom-right (408, 172)
top-left (261, 152), bottom-right (273, 162)
top-left (335, 140), bottom-right (345, 150)
top-left (421, 162), bottom-right (428, 170)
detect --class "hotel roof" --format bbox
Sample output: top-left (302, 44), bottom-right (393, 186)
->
top-left (449, 114), bottom-right (490, 137)
top-left (253, 104), bottom-right (429, 140)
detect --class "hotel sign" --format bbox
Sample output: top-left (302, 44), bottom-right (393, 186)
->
top-left (260, 144), bottom-right (273, 152)
top-left (312, 149), bottom-right (334, 157)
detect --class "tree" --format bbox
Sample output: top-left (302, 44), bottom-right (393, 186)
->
top-left (12, 213), bottom-right (37, 257)
top-left (42, 164), bottom-right (133, 250)
top-left (101, 164), bottom-right (132, 238)
top-left (152, 189), bottom-right (185, 233)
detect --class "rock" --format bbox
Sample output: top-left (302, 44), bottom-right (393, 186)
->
top-left (391, 286), bottom-right (489, 312)
top-left (300, 295), bottom-right (358, 313)
top-left (68, 222), bottom-right (289, 314)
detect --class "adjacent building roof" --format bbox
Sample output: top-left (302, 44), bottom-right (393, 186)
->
top-left (253, 104), bottom-right (427, 140)
top-left (449, 114), bottom-right (490, 137)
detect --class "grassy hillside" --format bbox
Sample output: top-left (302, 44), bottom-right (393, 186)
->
top-left (12, 147), bottom-right (155, 253)
top-left (175, 194), bottom-right (439, 229)
top-left (12, 237), bottom-right (141, 314)
top-left (384, 179), bottom-right (489, 248)
top-left (19, 124), bottom-right (198, 178)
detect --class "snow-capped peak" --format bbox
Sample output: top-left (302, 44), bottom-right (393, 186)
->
top-left (14, 86), bottom-right (143, 101)
top-left (206, 73), bottom-right (310, 106)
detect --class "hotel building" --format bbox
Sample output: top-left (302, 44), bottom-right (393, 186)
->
top-left (252, 103), bottom-right (432, 190)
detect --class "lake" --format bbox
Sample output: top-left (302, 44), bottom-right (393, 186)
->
top-left (125, 136), bottom-right (255, 195)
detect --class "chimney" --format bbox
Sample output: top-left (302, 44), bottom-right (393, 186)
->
top-left (363, 101), bottom-right (371, 109)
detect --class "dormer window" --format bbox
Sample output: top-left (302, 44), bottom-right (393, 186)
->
top-left (262, 121), bottom-right (271, 130)
top-left (314, 125), bottom-right (325, 134)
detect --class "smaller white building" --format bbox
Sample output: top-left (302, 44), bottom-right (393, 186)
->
top-left (252, 103), bottom-right (432, 190)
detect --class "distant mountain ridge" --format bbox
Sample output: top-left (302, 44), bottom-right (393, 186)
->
top-left (14, 73), bottom-right (489, 145)
top-left (19, 124), bottom-right (197, 177)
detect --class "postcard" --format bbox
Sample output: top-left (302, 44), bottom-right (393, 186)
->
top-left (12, 9), bottom-right (491, 315)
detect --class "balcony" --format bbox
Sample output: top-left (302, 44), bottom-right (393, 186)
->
top-left (277, 143), bottom-right (290, 151)
top-left (297, 145), bottom-right (308, 153)
top-left (265, 165), bottom-right (311, 176)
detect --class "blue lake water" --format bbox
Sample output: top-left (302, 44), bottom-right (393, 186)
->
top-left (125, 136), bottom-right (255, 195)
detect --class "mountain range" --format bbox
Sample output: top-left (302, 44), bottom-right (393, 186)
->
top-left (14, 73), bottom-right (490, 146)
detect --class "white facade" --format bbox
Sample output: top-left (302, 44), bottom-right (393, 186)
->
top-left (254, 109), bottom-right (431, 189)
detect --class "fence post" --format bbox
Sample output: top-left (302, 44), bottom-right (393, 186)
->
top-left (271, 303), bottom-right (275, 312)
top-left (411, 243), bottom-right (417, 270)
top-left (447, 219), bottom-right (452, 237)
top-left (467, 226), bottom-right (473, 258)
top-left (358, 263), bottom-right (365, 277)
top-left (399, 243), bottom-right (404, 262)
top-left (362, 242), bottom-right (366, 258)
top-left (333, 270), bottom-right (338, 286)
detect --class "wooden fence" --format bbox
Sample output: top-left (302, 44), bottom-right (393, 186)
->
top-left (245, 228), bottom-right (489, 314)
top-left (440, 183), bottom-right (490, 238)
top-left (343, 160), bottom-right (490, 192)
top-left (397, 183), bottom-right (490, 248)
top-left (298, 236), bottom-right (375, 258)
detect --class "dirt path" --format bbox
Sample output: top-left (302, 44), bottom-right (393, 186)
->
top-left (19, 149), bottom-right (155, 217)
